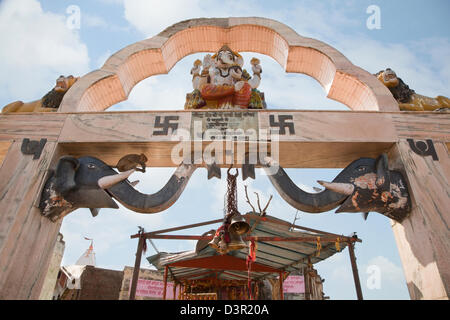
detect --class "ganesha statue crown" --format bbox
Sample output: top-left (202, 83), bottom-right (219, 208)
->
top-left (185, 45), bottom-right (266, 110)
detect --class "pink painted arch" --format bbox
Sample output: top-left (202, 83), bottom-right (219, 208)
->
top-left (59, 17), bottom-right (398, 112)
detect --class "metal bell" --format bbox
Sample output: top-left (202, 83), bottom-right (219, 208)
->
top-left (208, 233), bottom-right (221, 250)
top-left (197, 229), bottom-right (216, 252)
top-left (228, 214), bottom-right (250, 235)
top-left (226, 231), bottom-right (248, 251)
top-left (217, 238), bottom-right (228, 254)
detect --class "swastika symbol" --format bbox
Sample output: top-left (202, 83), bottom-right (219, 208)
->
top-left (152, 116), bottom-right (179, 135)
top-left (269, 115), bottom-right (295, 135)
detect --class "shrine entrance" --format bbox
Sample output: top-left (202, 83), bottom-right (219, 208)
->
top-left (0, 17), bottom-right (448, 300)
top-left (132, 213), bottom-right (362, 300)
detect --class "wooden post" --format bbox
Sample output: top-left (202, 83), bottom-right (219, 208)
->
top-left (279, 272), bottom-right (284, 300)
top-left (129, 235), bottom-right (145, 300)
top-left (0, 141), bottom-right (62, 299)
top-left (163, 265), bottom-right (168, 300)
top-left (305, 259), bottom-right (311, 300)
top-left (388, 140), bottom-right (450, 299)
top-left (347, 241), bottom-right (363, 300)
top-left (173, 281), bottom-right (177, 300)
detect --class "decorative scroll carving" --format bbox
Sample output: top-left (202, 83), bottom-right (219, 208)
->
top-left (21, 138), bottom-right (47, 160)
top-left (407, 139), bottom-right (438, 161)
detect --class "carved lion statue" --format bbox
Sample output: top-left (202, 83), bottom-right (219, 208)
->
top-left (1, 75), bottom-right (79, 113)
top-left (375, 68), bottom-right (449, 111)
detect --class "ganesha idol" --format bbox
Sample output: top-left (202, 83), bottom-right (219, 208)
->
top-left (185, 45), bottom-right (266, 109)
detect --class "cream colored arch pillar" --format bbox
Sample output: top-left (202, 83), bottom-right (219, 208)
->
top-left (59, 17), bottom-right (398, 112)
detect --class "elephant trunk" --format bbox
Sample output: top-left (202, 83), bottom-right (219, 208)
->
top-left (219, 54), bottom-right (233, 66)
top-left (105, 164), bottom-right (196, 214)
top-left (263, 158), bottom-right (348, 213)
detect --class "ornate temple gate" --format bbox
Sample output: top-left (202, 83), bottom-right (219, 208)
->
top-left (0, 17), bottom-right (449, 300)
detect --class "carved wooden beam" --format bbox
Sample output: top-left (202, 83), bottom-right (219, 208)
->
top-left (0, 111), bottom-right (448, 169)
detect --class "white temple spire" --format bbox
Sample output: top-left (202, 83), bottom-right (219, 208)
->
top-left (75, 237), bottom-right (96, 266)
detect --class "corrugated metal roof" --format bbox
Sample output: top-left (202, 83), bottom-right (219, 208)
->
top-left (147, 213), bottom-right (351, 282)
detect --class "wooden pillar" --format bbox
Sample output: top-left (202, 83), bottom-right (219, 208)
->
top-left (347, 241), bottom-right (363, 300)
top-left (163, 265), bottom-right (168, 300)
top-left (388, 140), bottom-right (450, 300)
top-left (279, 272), bottom-right (284, 300)
top-left (305, 259), bottom-right (311, 300)
top-left (0, 140), bottom-right (61, 299)
top-left (173, 281), bottom-right (177, 300)
top-left (129, 235), bottom-right (145, 300)
top-left (0, 141), bottom-right (11, 167)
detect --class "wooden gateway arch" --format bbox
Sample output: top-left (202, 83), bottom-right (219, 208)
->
top-left (0, 17), bottom-right (448, 300)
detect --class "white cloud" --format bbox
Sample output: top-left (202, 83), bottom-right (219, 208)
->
top-left (315, 253), bottom-right (408, 300)
top-left (327, 253), bottom-right (353, 283)
top-left (314, 250), bottom-right (409, 300)
top-left (279, 1), bottom-right (360, 41)
top-left (123, 0), bottom-right (203, 37)
top-left (0, 0), bottom-right (90, 104)
top-left (83, 13), bottom-right (109, 29)
top-left (96, 0), bottom-right (123, 5)
top-left (122, 0), bottom-right (271, 38)
top-left (336, 36), bottom-right (450, 97)
top-left (119, 76), bottom-right (188, 111)
top-left (60, 205), bottom-right (167, 266)
top-left (96, 50), bottom-right (113, 69)
top-left (363, 255), bottom-right (405, 287)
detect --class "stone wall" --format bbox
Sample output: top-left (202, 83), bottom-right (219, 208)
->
top-left (119, 266), bottom-right (163, 300)
top-left (77, 266), bottom-right (123, 300)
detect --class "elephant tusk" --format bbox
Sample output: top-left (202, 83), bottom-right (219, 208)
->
top-left (262, 156), bottom-right (280, 170)
top-left (317, 180), bottom-right (354, 195)
top-left (98, 169), bottom-right (135, 189)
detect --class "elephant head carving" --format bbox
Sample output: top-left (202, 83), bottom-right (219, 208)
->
top-left (263, 154), bottom-right (411, 222)
top-left (39, 156), bottom-right (196, 221)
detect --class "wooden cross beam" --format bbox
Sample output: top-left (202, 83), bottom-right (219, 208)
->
top-left (0, 110), bottom-right (448, 167)
top-left (0, 109), bottom-right (449, 300)
top-left (134, 234), bottom-right (359, 243)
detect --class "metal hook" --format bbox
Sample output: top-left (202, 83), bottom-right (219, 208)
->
top-left (227, 165), bottom-right (239, 177)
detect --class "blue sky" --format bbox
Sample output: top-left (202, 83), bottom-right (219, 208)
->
top-left (0, 0), bottom-right (449, 300)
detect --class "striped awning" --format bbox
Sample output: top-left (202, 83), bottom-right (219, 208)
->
top-left (147, 213), bottom-right (352, 282)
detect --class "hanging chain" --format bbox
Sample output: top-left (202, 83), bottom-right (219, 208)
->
top-left (224, 166), bottom-right (239, 224)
